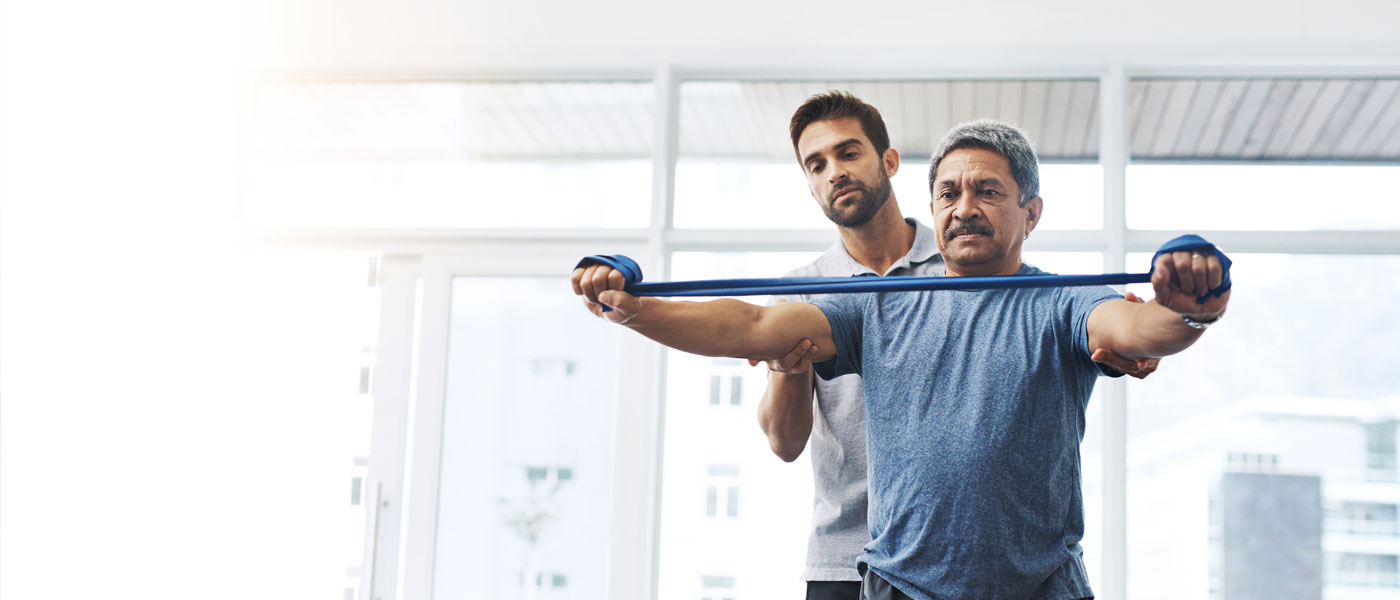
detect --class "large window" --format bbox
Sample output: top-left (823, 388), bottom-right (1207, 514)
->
top-left (247, 72), bottom-right (1400, 600)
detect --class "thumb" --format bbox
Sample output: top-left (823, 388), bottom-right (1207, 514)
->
top-left (598, 290), bottom-right (642, 324)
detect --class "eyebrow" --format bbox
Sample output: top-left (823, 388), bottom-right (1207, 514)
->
top-left (802, 138), bottom-right (863, 167)
top-left (937, 176), bottom-right (1006, 189)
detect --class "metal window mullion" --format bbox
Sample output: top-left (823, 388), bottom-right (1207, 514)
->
top-left (638, 62), bottom-right (680, 600)
top-left (396, 259), bottom-right (447, 600)
top-left (1099, 64), bottom-right (1130, 600)
top-left (363, 256), bottom-right (424, 600)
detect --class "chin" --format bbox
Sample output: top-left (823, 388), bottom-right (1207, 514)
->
top-left (952, 247), bottom-right (1004, 266)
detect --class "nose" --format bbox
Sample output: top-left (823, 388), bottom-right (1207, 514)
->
top-left (828, 162), bottom-right (850, 184)
top-left (950, 191), bottom-right (981, 220)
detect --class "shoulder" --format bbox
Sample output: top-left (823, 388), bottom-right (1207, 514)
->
top-left (810, 291), bottom-right (871, 319)
top-left (1062, 283), bottom-right (1122, 306)
top-left (782, 261), bottom-right (824, 279)
top-left (775, 255), bottom-right (837, 304)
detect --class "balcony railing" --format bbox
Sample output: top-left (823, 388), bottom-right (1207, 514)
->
top-left (1326, 569), bottom-right (1400, 587)
top-left (1324, 518), bottom-right (1400, 537)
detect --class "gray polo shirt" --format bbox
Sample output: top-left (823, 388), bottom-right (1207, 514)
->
top-left (773, 218), bottom-right (943, 582)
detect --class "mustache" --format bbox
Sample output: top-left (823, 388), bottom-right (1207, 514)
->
top-left (945, 222), bottom-right (995, 240)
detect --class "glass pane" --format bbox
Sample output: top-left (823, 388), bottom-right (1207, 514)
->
top-left (1036, 164), bottom-right (1103, 230)
top-left (675, 79), bottom-right (1103, 230)
top-left (1126, 164), bottom-right (1400, 231)
top-left (433, 277), bottom-right (621, 599)
top-left (658, 252), bottom-right (820, 600)
top-left (1022, 251), bottom-right (1105, 275)
top-left (1124, 254), bottom-right (1400, 598)
top-left (246, 81), bottom-right (653, 228)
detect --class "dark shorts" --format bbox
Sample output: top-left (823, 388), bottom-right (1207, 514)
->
top-left (858, 567), bottom-right (913, 600)
top-left (857, 565), bottom-right (1094, 600)
top-left (806, 580), bottom-right (861, 600)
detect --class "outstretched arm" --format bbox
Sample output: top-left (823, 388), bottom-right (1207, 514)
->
top-left (571, 263), bottom-right (837, 363)
top-left (1090, 292), bottom-right (1163, 379)
top-left (1088, 248), bottom-right (1230, 360)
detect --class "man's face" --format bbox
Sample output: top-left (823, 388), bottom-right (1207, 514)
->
top-left (930, 147), bottom-right (1041, 276)
top-left (795, 117), bottom-right (896, 228)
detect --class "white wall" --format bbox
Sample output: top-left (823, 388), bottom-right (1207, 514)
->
top-left (252, 0), bottom-right (1400, 73)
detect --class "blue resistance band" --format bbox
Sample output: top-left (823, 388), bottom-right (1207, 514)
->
top-left (577, 234), bottom-right (1230, 311)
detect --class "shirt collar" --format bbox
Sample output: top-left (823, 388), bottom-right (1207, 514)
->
top-left (815, 218), bottom-right (944, 277)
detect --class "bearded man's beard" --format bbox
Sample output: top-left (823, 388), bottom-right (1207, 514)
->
top-left (822, 170), bottom-right (893, 228)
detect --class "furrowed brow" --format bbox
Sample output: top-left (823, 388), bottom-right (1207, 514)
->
top-left (977, 177), bottom-right (1006, 188)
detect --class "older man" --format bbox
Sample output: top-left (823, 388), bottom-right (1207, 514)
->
top-left (572, 119), bottom-right (1228, 600)
top-left (753, 92), bottom-right (1159, 600)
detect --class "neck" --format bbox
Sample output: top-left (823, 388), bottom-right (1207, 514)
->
top-left (944, 260), bottom-right (1024, 277)
top-left (944, 246), bottom-right (1025, 277)
top-left (838, 205), bottom-right (916, 275)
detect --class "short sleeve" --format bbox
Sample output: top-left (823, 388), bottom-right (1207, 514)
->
top-left (766, 292), bottom-right (803, 307)
top-left (1067, 286), bottom-right (1125, 378)
top-left (809, 293), bottom-right (866, 381)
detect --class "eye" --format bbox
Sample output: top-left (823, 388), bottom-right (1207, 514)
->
top-left (842, 151), bottom-right (858, 159)
top-left (981, 189), bottom-right (1000, 198)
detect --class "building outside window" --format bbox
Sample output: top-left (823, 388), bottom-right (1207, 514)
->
top-left (708, 359), bottom-right (745, 406)
top-left (705, 465), bottom-right (740, 518)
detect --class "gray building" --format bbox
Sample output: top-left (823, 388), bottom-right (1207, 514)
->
top-left (1128, 396), bottom-right (1400, 600)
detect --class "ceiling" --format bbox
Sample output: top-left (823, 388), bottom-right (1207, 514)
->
top-left (255, 78), bottom-right (1400, 162)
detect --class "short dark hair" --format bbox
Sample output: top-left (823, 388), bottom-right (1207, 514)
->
top-left (788, 91), bottom-right (891, 162)
top-left (927, 120), bottom-right (1040, 207)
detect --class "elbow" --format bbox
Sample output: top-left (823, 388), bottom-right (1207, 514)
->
top-left (757, 413), bottom-right (806, 462)
top-left (769, 437), bottom-right (805, 463)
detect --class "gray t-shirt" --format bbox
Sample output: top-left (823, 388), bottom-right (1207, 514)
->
top-left (774, 218), bottom-right (943, 582)
top-left (811, 263), bottom-right (1121, 600)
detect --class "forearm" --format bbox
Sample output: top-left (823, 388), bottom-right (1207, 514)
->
top-left (623, 297), bottom-right (803, 360)
top-left (1109, 299), bottom-right (1213, 359)
top-left (756, 372), bottom-right (815, 462)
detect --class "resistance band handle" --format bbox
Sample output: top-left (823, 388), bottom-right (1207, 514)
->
top-left (574, 255), bottom-right (645, 312)
top-left (1148, 234), bottom-right (1232, 304)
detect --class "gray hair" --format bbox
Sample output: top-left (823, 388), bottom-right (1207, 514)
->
top-left (927, 120), bottom-right (1040, 207)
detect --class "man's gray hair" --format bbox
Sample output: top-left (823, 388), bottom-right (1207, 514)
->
top-left (927, 120), bottom-right (1040, 207)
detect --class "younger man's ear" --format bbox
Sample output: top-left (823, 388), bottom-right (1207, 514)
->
top-left (882, 147), bottom-right (900, 177)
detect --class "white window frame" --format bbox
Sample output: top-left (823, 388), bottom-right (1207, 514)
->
top-left (396, 242), bottom-right (661, 600)
top-left (248, 59), bottom-right (1400, 600)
